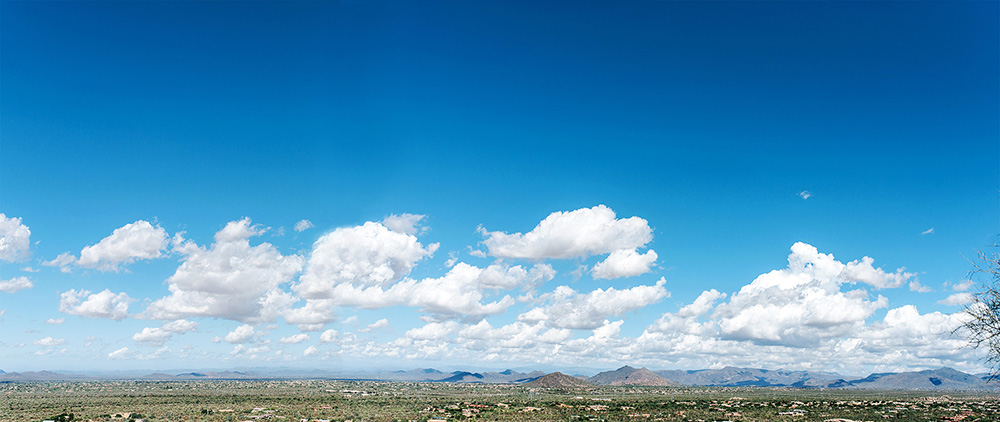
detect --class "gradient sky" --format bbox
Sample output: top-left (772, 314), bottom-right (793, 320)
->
top-left (1, 1), bottom-right (997, 375)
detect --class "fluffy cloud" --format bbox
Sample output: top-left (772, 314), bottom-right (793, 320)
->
top-left (132, 319), bottom-right (198, 346)
top-left (224, 324), bottom-right (256, 344)
top-left (145, 218), bottom-right (304, 323)
top-left (852, 305), bottom-right (970, 367)
top-left (290, 222), bottom-right (535, 320)
top-left (362, 318), bottom-right (390, 332)
top-left (382, 213), bottom-right (427, 235)
top-left (289, 262), bottom-right (533, 321)
top-left (518, 279), bottom-right (669, 329)
top-left (477, 263), bottom-right (555, 290)
top-left (59, 289), bottom-right (133, 320)
top-left (939, 293), bottom-right (975, 306)
top-left (392, 264), bottom-right (518, 318)
top-left (909, 280), bottom-right (931, 293)
top-left (319, 329), bottom-right (339, 343)
top-left (951, 280), bottom-right (975, 291)
top-left (294, 219), bottom-right (314, 232)
top-left (0, 276), bottom-right (33, 293)
top-left (591, 249), bottom-right (658, 279)
top-left (296, 221), bottom-right (438, 298)
top-left (406, 321), bottom-right (460, 340)
top-left (272, 240), bottom-right (980, 374)
top-left (0, 214), bottom-right (31, 262)
top-left (480, 205), bottom-right (652, 259)
top-left (647, 289), bottom-right (726, 336)
top-left (78, 220), bottom-right (168, 271)
top-left (713, 243), bottom-right (899, 346)
top-left (303, 346), bottom-right (319, 356)
top-left (43, 252), bottom-right (76, 273)
top-left (33, 337), bottom-right (66, 347)
top-left (281, 298), bottom-right (338, 330)
top-left (279, 333), bottom-right (310, 344)
top-left (46, 318), bottom-right (65, 325)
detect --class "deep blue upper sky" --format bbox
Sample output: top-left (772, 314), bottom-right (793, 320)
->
top-left (1, 1), bottom-right (997, 372)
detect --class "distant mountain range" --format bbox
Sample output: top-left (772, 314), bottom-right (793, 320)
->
top-left (653, 366), bottom-right (847, 388)
top-left (1, 366), bottom-right (995, 390)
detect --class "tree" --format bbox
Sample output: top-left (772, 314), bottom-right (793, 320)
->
top-left (959, 250), bottom-right (1000, 381)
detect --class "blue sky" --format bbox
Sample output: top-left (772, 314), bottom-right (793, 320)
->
top-left (1, 1), bottom-right (997, 375)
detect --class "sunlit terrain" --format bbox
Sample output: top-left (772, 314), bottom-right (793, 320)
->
top-left (4, 380), bottom-right (1000, 422)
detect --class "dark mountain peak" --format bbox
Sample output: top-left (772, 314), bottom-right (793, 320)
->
top-left (499, 369), bottom-right (514, 375)
top-left (422, 368), bottom-right (442, 374)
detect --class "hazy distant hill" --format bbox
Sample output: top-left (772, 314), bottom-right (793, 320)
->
top-left (525, 372), bottom-right (594, 389)
top-left (846, 367), bottom-right (987, 390)
top-left (375, 368), bottom-right (543, 383)
top-left (590, 366), bottom-right (677, 386)
top-left (0, 370), bottom-right (89, 381)
top-left (654, 366), bottom-right (844, 387)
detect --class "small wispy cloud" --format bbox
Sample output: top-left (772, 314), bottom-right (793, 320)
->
top-left (294, 219), bottom-right (314, 232)
top-left (909, 280), bottom-right (931, 293)
top-left (798, 190), bottom-right (812, 200)
top-left (921, 228), bottom-right (934, 235)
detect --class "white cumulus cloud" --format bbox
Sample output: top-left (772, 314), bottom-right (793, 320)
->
top-left (382, 213), bottom-right (427, 235)
top-left (361, 318), bottom-right (389, 332)
top-left (518, 279), bottom-right (669, 329)
top-left (132, 319), bottom-right (198, 346)
top-left (224, 324), bottom-right (256, 344)
top-left (406, 321), bottom-right (460, 340)
top-left (939, 293), bottom-right (975, 306)
top-left (78, 220), bottom-right (168, 271)
top-left (145, 218), bottom-right (303, 323)
top-left (59, 289), bottom-right (133, 320)
top-left (43, 252), bottom-right (76, 273)
top-left (0, 214), bottom-right (31, 262)
top-left (477, 263), bottom-right (555, 290)
top-left (951, 280), bottom-right (975, 291)
top-left (712, 243), bottom-right (905, 347)
top-left (480, 205), bottom-right (652, 260)
top-left (319, 329), bottom-right (339, 343)
top-left (295, 221), bottom-right (438, 298)
top-left (45, 318), bottom-right (65, 325)
top-left (591, 248), bottom-right (658, 279)
top-left (0, 276), bottom-right (33, 293)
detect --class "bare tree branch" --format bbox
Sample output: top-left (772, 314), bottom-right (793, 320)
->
top-left (958, 249), bottom-right (1000, 381)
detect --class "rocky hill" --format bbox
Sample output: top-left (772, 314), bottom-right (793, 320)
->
top-left (590, 366), bottom-right (677, 386)
top-left (525, 372), bottom-right (594, 389)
